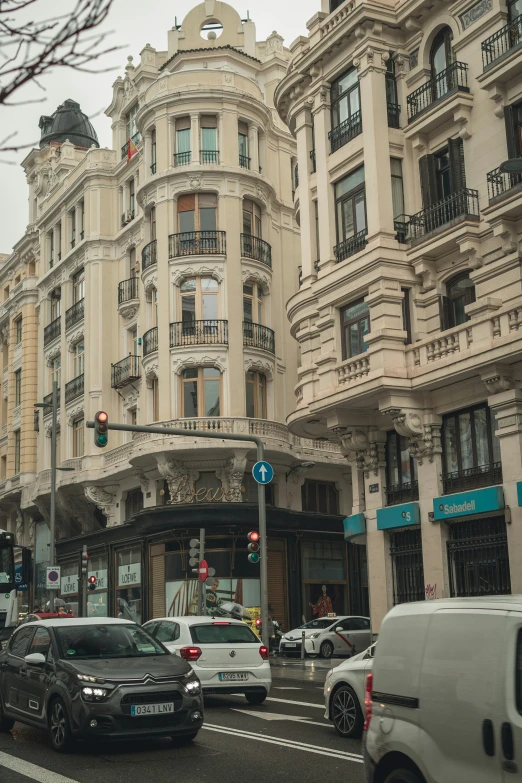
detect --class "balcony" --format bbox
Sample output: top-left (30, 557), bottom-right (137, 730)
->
top-left (310, 149), bottom-right (316, 173)
top-left (170, 319), bottom-right (229, 347)
top-left (111, 355), bottom-right (141, 389)
top-left (118, 277), bottom-right (139, 305)
top-left (201, 150), bottom-right (219, 164)
top-left (143, 327), bottom-right (158, 357)
top-left (240, 234), bottom-right (272, 267)
top-left (482, 16), bottom-right (522, 70)
top-left (168, 231), bottom-right (226, 258)
top-left (243, 322), bottom-right (275, 354)
top-left (328, 111), bottom-right (362, 153)
top-left (44, 316), bottom-right (61, 346)
top-left (239, 154), bottom-right (250, 169)
top-left (407, 62), bottom-right (469, 122)
top-left (43, 389), bottom-right (60, 410)
top-left (142, 239), bottom-right (157, 271)
top-left (65, 298), bottom-right (84, 330)
top-left (334, 229), bottom-right (368, 262)
top-left (442, 463), bottom-right (502, 495)
top-left (486, 164), bottom-right (522, 203)
top-left (386, 481), bottom-right (419, 507)
top-left (387, 103), bottom-right (401, 129)
top-left (65, 373), bottom-right (84, 404)
top-left (121, 132), bottom-right (140, 160)
top-left (396, 188), bottom-right (479, 244)
top-left (173, 151), bottom-right (191, 167)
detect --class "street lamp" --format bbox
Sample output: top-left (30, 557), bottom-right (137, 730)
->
top-left (286, 461), bottom-right (316, 479)
top-left (499, 159), bottom-right (522, 173)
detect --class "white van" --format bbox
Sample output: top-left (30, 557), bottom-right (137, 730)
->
top-left (364, 596), bottom-right (522, 783)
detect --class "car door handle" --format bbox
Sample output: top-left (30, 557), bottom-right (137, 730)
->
top-left (482, 719), bottom-right (495, 756)
top-left (502, 722), bottom-right (515, 762)
top-left (19, 667), bottom-right (27, 677)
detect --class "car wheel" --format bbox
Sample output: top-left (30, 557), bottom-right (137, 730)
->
top-left (384, 769), bottom-right (425, 783)
top-left (320, 640), bottom-right (334, 659)
top-left (331, 685), bottom-right (363, 738)
top-left (0, 697), bottom-right (14, 732)
top-left (48, 698), bottom-right (73, 753)
top-left (171, 731), bottom-right (198, 744)
top-left (245, 692), bottom-right (267, 705)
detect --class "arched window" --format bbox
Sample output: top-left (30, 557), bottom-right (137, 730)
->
top-left (245, 371), bottom-right (267, 419)
top-left (243, 282), bottom-right (263, 325)
top-left (430, 27), bottom-right (454, 99)
top-left (181, 367), bottom-right (221, 417)
top-left (442, 273), bottom-right (476, 329)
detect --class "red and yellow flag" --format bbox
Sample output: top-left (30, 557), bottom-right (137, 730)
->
top-left (127, 138), bottom-right (138, 163)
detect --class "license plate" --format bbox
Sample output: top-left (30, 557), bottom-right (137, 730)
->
top-left (218, 672), bottom-right (249, 681)
top-left (130, 702), bottom-right (174, 716)
top-left (285, 643), bottom-right (297, 648)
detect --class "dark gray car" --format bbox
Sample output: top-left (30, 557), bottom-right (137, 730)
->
top-left (0, 618), bottom-right (204, 751)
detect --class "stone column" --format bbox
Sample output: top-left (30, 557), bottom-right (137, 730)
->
top-left (250, 125), bottom-right (259, 172)
top-left (295, 106), bottom-right (317, 285)
top-left (144, 131), bottom-right (152, 177)
top-left (190, 114), bottom-right (200, 164)
top-left (312, 92), bottom-right (336, 271)
top-left (53, 224), bottom-right (61, 263)
top-left (75, 204), bottom-right (82, 243)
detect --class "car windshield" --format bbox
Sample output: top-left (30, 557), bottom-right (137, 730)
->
top-left (190, 623), bottom-right (259, 644)
top-left (298, 619), bottom-right (335, 630)
top-left (55, 624), bottom-right (167, 659)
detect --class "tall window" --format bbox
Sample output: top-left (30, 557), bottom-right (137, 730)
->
top-left (152, 377), bottom-right (159, 422)
top-left (125, 488), bottom-right (143, 519)
top-left (238, 121), bottom-right (249, 167)
top-left (72, 268), bottom-right (84, 303)
top-left (49, 231), bottom-right (54, 268)
top-left (126, 104), bottom-right (139, 142)
top-left (419, 138), bottom-right (466, 208)
top-left (73, 341), bottom-right (84, 377)
top-left (314, 201), bottom-right (320, 263)
top-left (15, 318), bottom-right (22, 345)
top-left (335, 166), bottom-right (367, 246)
top-left (391, 159), bottom-right (405, 218)
top-left (14, 430), bottom-right (20, 474)
top-left (331, 68), bottom-right (360, 131)
top-left (57, 221), bottom-right (62, 261)
top-left (181, 367), bottom-right (220, 417)
top-left (51, 356), bottom-right (61, 388)
top-left (442, 404), bottom-right (501, 489)
top-left (129, 179), bottom-right (135, 217)
top-left (401, 288), bottom-right (412, 345)
top-left (175, 117), bottom-right (191, 165)
top-left (341, 300), bottom-right (370, 360)
top-left (243, 199), bottom-right (261, 237)
top-left (509, 0), bottom-right (522, 20)
top-left (440, 272), bottom-right (476, 330)
top-left (386, 431), bottom-right (418, 504)
top-left (245, 371), bottom-right (266, 419)
top-left (14, 370), bottom-right (21, 406)
top-left (177, 193), bottom-right (217, 233)
top-left (504, 101), bottom-right (522, 160)
top-left (151, 129), bottom-right (157, 174)
top-left (150, 207), bottom-right (156, 241)
top-left (201, 116), bottom-right (218, 163)
top-left (386, 57), bottom-right (399, 128)
top-left (243, 473), bottom-right (274, 505)
top-left (80, 201), bottom-right (84, 240)
top-left (302, 480), bottom-right (339, 514)
top-left (430, 27), bottom-right (453, 98)
top-left (70, 209), bottom-right (76, 248)
top-left (180, 277), bottom-right (218, 324)
top-left (72, 417), bottom-right (84, 457)
top-left (51, 289), bottom-right (61, 320)
top-left (129, 247), bottom-right (138, 278)
top-left (243, 282), bottom-right (263, 324)
top-left (129, 327), bottom-right (138, 355)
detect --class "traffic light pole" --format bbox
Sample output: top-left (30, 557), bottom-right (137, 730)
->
top-left (81, 545), bottom-right (88, 618)
top-left (86, 420), bottom-right (270, 646)
top-left (49, 380), bottom-right (58, 615)
top-left (198, 528), bottom-right (205, 616)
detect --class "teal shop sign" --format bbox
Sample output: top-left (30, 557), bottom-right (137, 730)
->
top-left (377, 502), bottom-right (420, 531)
top-left (433, 485), bottom-right (504, 521)
top-left (517, 482), bottom-right (522, 506)
top-left (343, 513), bottom-right (366, 539)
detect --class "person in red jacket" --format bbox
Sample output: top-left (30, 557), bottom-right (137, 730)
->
top-left (310, 584), bottom-right (334, 618)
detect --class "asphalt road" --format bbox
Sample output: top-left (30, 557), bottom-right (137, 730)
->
top-left (0, 657), bottom-right (365, 783)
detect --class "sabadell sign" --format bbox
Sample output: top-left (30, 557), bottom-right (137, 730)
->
top-left (433, 486), bottom-right (504, 521)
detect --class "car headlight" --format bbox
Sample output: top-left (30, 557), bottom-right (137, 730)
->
top-left (77, 674), bottom-right (106, 684)
top-left (184, 680), bottom-right (201, 695)
top-left (325, 670), bottom-right (333, 682)
top-left (309, 633), bottom-right (321, 639)
top-left (81, 686), bottom-right (109, 702)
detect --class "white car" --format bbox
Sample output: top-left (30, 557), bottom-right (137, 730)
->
top-left (324, 643), bottom-right (375, 737)
top-left (143, 616), bottom-right (271, 705)
top-left (279, 615), bottom-right (372, 659)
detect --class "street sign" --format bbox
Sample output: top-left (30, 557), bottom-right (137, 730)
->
top-left (252, 461), bottom-right (274, 485)
top-left (46, 566), bottom-right (61, 590)
top-left (198, 559), bottom-right (209, 583)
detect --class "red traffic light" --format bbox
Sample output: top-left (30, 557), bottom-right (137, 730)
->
top-left (255, 618), bottom-right (262, 627)
top-left (248, 531), bottom-right (260, 542)
top-left (88, 576), bottom-right (97, 585)
top-left (97, 411), bottom-right (108, 423)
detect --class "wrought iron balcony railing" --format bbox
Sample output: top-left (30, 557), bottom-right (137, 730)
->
top-left (329, 111), bottom-right (362, 153)
top-left (334, 229), bottom-right (368, 262)
top-left (111, 355), bottom-right (141, 389)
top-left (173, 151), bottom-right (191, 166)
top-left (65, 373), bottom-right (84, 404)
top-left (65, 298), bottom-right (84, 330)
top-left (143, 327), bottom-right (158, 356)
top-left (310, 149), bottom-right (316, 173)
top-left (386, 480), bottom-right (419, 507)
top-left (482, 15), bottom-right (522, 69)
top-left (294, 164), bottom-right (299, 189)
top-left (486, 163), bottom-right (522, 202)
top-left (121, 132), bottom-right (140, 159)
top-left (442, 463), bottom-right (503, 495)
top-left (387, 102), bottom-right (401, 128)
top-left (168, 230), bottom-right (226, 258)
top-left (201, 150), bottom-right (219, 164)
top-left (43, 389), bottom-right (60, 410)
top-left (239, 154), bottom-right (251, 169)
top-left (407, 62), bottom-right (469, 122)
top-left (142, 239), bottom-right (157, 270)
top-left (395, 188), bottom-right (479, 243)
top-left (170, 320), bottom-right (229, 347)
top-left (44, 316), bottom-right (61, 346)
top-left (240, 234), bottom-right (272, 267)
top-left (118, 277), bottom-right (139, 304)
top-left (243, 322), bottom-right (275, 354)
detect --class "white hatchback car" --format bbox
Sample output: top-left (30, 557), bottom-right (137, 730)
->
top-left (143, 616), bottom-right (271, 705)
top-left (324, 643), bottom-right (375, 737)
top-left (280, 615), bottom-right (372, 659)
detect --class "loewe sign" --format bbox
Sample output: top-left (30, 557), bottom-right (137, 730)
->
top-left (166, 476), bottom-right (238, 503)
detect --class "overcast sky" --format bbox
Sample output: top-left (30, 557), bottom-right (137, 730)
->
top-left (0, 0), bottom-right (319, 255)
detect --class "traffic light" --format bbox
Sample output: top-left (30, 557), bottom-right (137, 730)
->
top-left (255, 618), bottom-right (262, 631)
top-left (247, 531), bottom-right (260, 564)
top-left (189, 538), bottom-right (200, 575)
top-left (94, 411), bottom-right (109, 448)
top-left (88, 575), bottom-right (97, 592)
top-left (81, 545), bottom-right (88, 577)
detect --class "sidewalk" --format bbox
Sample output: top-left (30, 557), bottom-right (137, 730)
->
top-left (270, 654), bottom-right (334, 685)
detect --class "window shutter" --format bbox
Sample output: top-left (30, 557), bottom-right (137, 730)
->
top-left (439, 295), bottom-right (451, 331)
top-left (238, 121), bottom-right (248, 136)
top-left (419, 154), bottom-right (437, 208)
top-left (504, 105), bottom-right (519, 159)
top-left (177, 194), bottom-right (196, 213)
top-left (176, 116), bottom-right (191, 131)
top-left (198, 192), bottom-right (217, 208)
top-left (448, 137), bottom-right (466, 192)
top-left (201, 115), bottom-right (217, 128)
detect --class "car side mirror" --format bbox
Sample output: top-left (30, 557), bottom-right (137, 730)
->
top-left (24, 652), bottom-right (46, 666)
top-left (335, 626), bottom-right (344, 632)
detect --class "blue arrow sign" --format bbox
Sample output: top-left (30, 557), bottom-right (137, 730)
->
top-left (252, 461), bottom-right (274, 485)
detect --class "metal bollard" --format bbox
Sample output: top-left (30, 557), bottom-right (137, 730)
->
top-left (301, 630), bottom-right (305, 660)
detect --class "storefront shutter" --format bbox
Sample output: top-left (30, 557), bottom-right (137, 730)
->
top-left (418, 154), bottom-right (438, 208)
top-left (504, 105), bottom-right (519, 159)
top-left (177, 194), bottom-right (196, 213)
top-left (150, 551), bottom-right (166, 618)
top-left (267, 540), bottom-right (288, 630)
top-left (448, 137), bottom-right (466, 192)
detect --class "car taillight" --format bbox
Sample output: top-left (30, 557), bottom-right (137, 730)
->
top-left (259, 645), bottom-right (269, 660)
top-left (180, 646), bottom-right (202, 661)
top-left (364, 672), bottom-right (373, 731)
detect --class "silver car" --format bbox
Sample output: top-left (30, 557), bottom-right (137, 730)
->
top-left (324, 643), bottom-right (375, 737)
top-left (279, 615), bottom-right (371, 659)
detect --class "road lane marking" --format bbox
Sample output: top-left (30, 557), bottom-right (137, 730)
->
top-left (232, 708), bottom-right (329, 727)
top-left (0, 752), bottom-right (79, 783)
top-left (266, 696), bottom-right (324, 709)
top-left (202, 723), bottom-right (363, 762)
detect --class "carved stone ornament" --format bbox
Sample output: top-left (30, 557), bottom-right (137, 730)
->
top-left (45, 417), bottom-right (60, 437)
top-left (135, 472), bottom-right (149, 492)
top-left (189, 174), bottom-right (202, 190)
top-left (143, 274), bottom-right (158, 293)
top-left (340, 429), bottom-right (386, 475)
top-left (382, 408), bottom-right (442, 465)
top-left (223, 453), bottom-right (248, 502)
top-left (67, 328), bottom-right (84, 351)
top-left (481, 366), bottom-right (513, 395)
top-left (84, 485), bottom-right (118, 524)
top-left (67, 405), bottom-right (84, 425)
top-left (15, 510), bottom-right (23, 546)
top-left (45, 345), bottom-right (61, 366)
top-left (244, 357), bottom-right (274, 381)
top-left (119, 304), bottom-right (139, 320)
top-left (155, 456), bottom-right (198, 504)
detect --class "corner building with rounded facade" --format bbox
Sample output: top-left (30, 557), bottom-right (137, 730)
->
top-left (0, 2), bottom-right (366, 630)
top-left (276, 0), bottom-right (522, 629)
